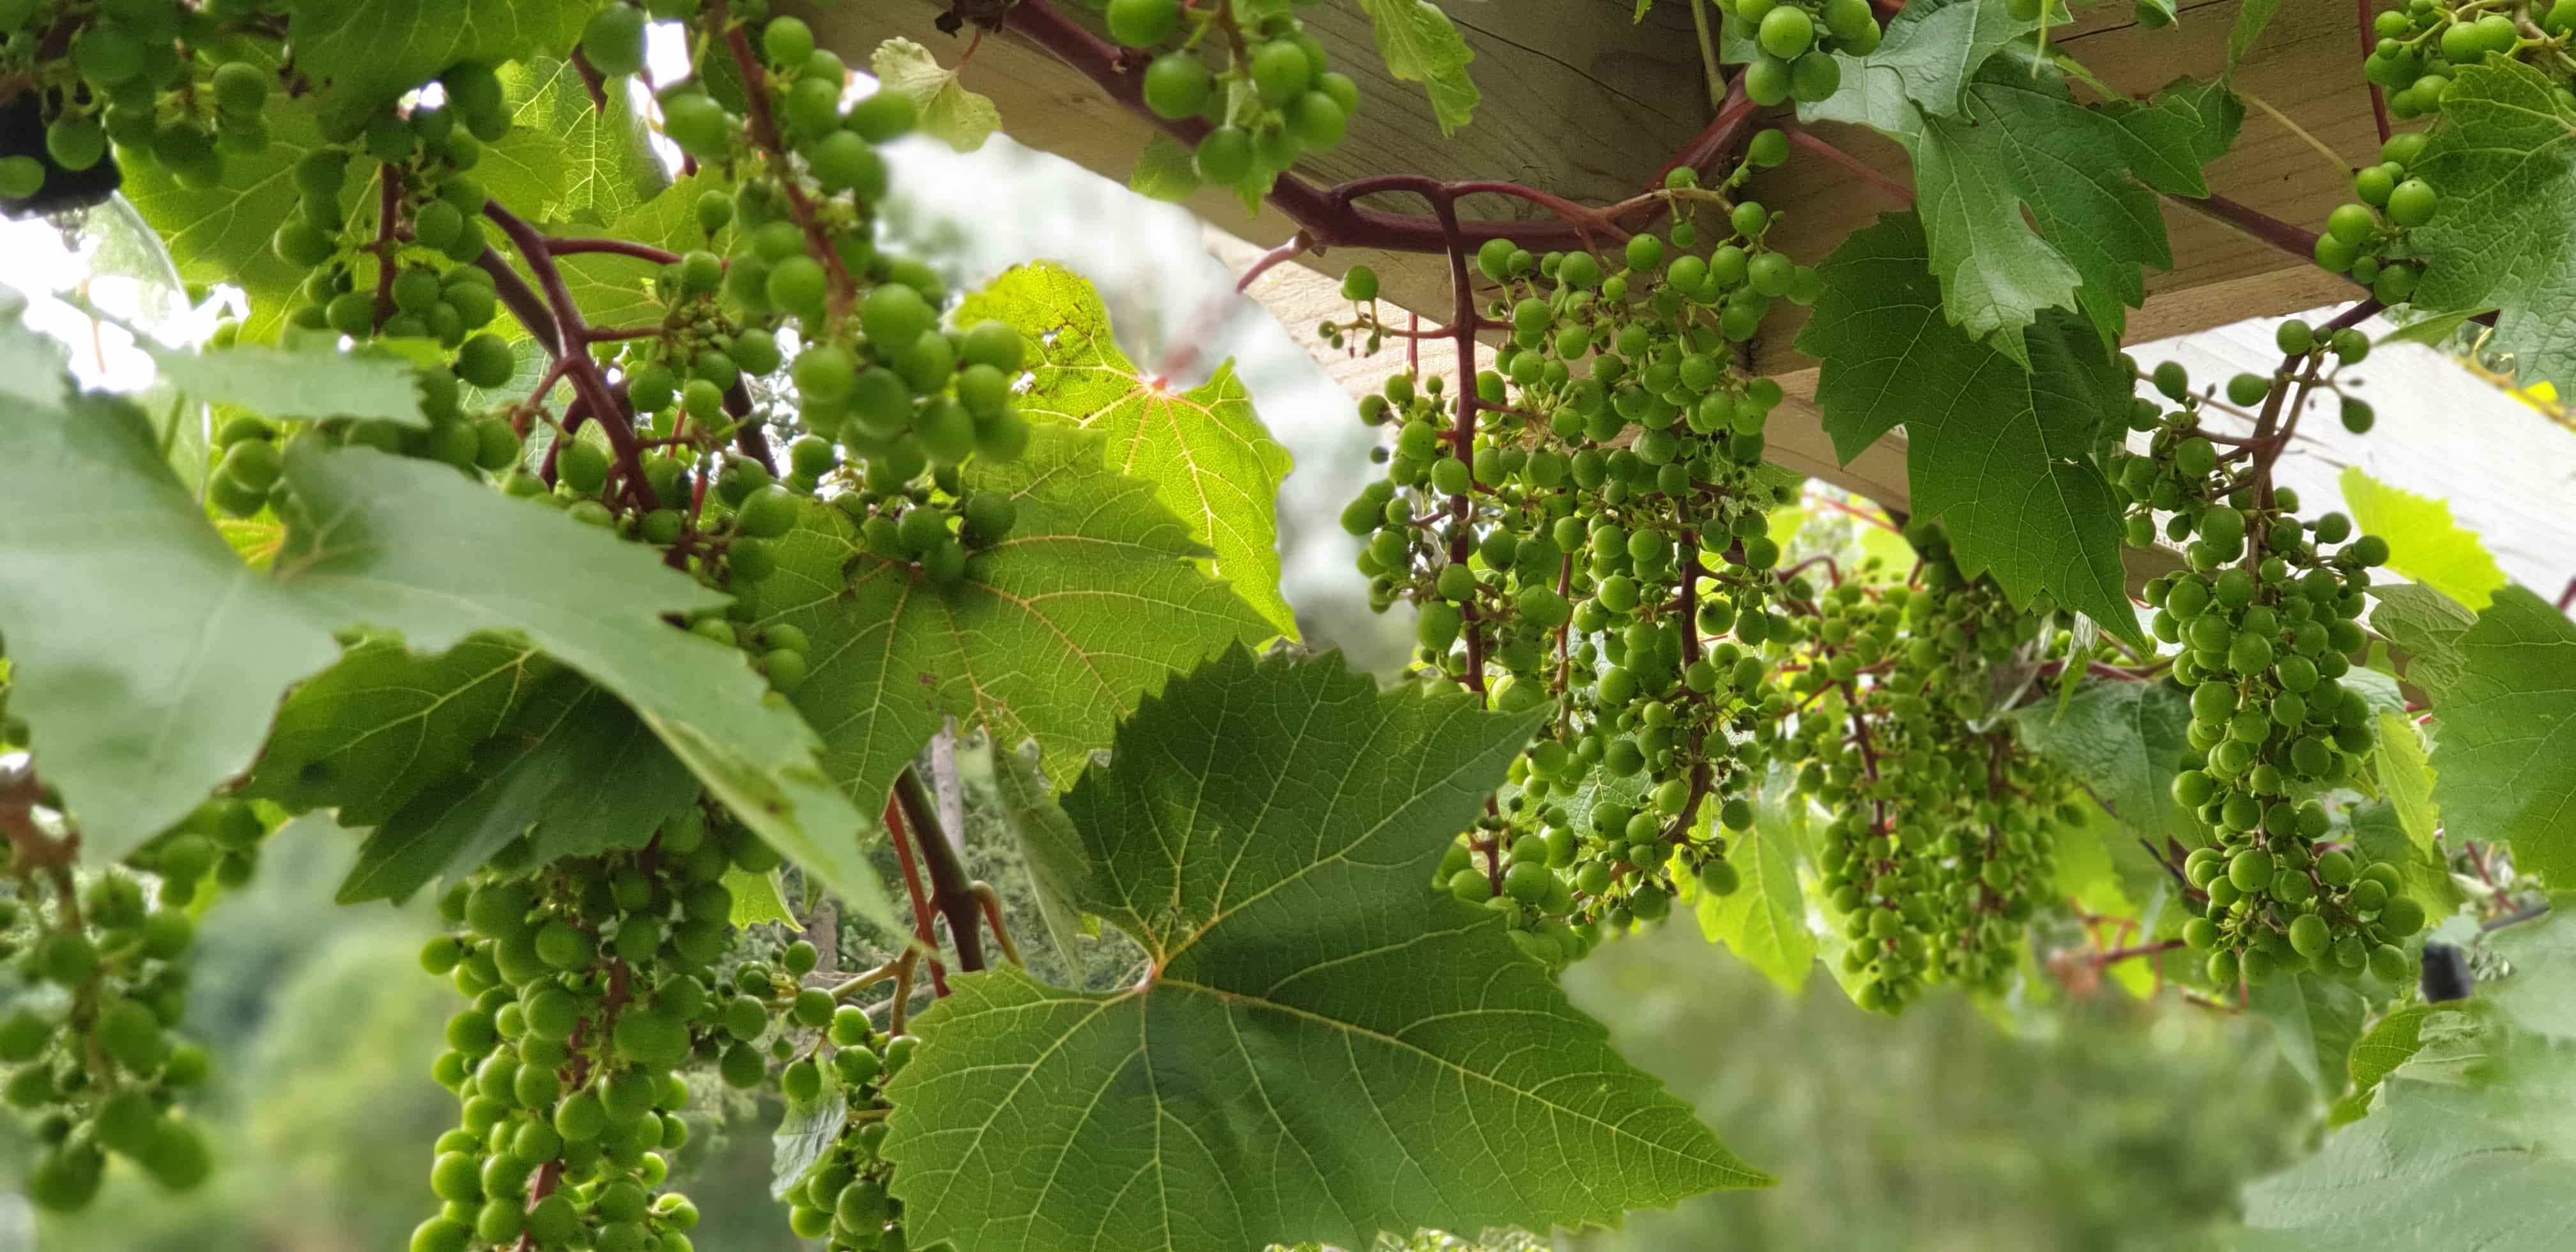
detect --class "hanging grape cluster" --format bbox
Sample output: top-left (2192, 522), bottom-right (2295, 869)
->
top-left (1779, 525), bottom-right (2086, 1011)
top-left (2115, 332), bottom-right (2425, 988)
top-left (0, 793), bottom-right (245, 1212)
top-left (1081, 0), bottom-right (1359, 190)
top-left (778, 1011), bottom-right (916, 1251)
top-left (408, 802), bottom-right (805, 1252)
top-left (1339, 133), bottom-right (1834, 963)
top-left (0, 0), bottom-right (286, 204)
top-left (1729, 0), bottom-right (1882, 105)
top-left (2320, 1), bottom-right (2576, 300)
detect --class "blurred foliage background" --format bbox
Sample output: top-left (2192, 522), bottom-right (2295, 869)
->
top-left (3, 130), bottom-right (2326, 1251)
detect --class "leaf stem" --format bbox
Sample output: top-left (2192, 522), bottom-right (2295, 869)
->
top-left (895, 765), bottom-right (988, 975)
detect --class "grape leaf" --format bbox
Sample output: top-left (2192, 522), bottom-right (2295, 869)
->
top-left (280, 0), bottom-right (592, 117)
top-left (2426, 588), bottom-right (2576, 889)
top-left (951, 262), bottom-right (1298, 637)
top-left (736, 424), bottom-right (1271, 820)
top-left (1128, 133), bottom-right (1203, 204)
top-left (2485, 897), bottom-right (2576, 1042)
top-left (770, 1057), bottom-right (848, 1200)
top-left (2236, 1004), bottom-right (2576, 1249)
top-left (0, 314), bottom-right (889, 919)
top-left (2371, 714), bottom-right (2442, 857)
top-left (2410, 59), bottom-right (2576, 395)
top-left (2248, 973), bottom-right (2368, 1098)
top-left (2370, 583), bottom-right (2478, 701)
top-left (882, 650), bottom-right (1764, 1251)
top-left (241, 634), bottom-right (557, 825)
top-left (1801, 0), bottom-right (2041, 131)
top-left (2012, 678), bottom-right (2196, 844)
top-left (1690, 803), bottom-right (1813, 994)
top-left (337, 677), bottom-right (697, 903)
top-left (1797, 213), bottom-right (2144, 646)
top-left (139, 337), bottom-right (428, 427)
top-left (482, 58), bottom-right (669, 229)
top-left (2229, 0), bottom-right (2286, 66)
top-left (2328, 1003), bottom-right (2437, 1125)
top-left (871, 38), bottom-right (1001, 153)
top-left (725, 867), bottom-right (801, 929)
top-left (1348, 0), bottom-right (1481, 135)
top-left (1908, 56), bottom-right (2190, 360)
top-left (990, 740), bottom-right (1100, 974)
top-left (2338, 467), bottom-right (2506, 613)
top-left (2100, 77), bottom-right (2244, 198)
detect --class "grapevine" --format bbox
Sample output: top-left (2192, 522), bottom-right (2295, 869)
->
top-left (0, 0), bottom-right (2566, 1247)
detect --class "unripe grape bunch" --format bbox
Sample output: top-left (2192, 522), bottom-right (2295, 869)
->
top-left (2317, 0), bottom-right (2576, 300)
top-left (0, 792), bottom-right (245, 1212)
top-left (1342, 134), bottom-right (1834, 961)
top-left (1081, 0), bottom-right (1360, 192)
top-left (0, 0), bottom-right (286, 203)
top-left (2115, 337), bottom-right (2425, 989)
top-left (1779, 525), bottom-right (2087, 1012)
top-left (1731, 0), bottom-right (1884, 106)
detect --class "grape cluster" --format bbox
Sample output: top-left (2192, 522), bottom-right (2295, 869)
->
top-left (778, 1014), bottom-right (916, 1251)
top-left (1347, 136), bottom-right (1825, 956)
top-left (0, 797), bottom-right (240, 1211)
top-left (407, 801), bottom-right (815, 1252)
top-left (0, 0), bottom-right (283, 202)
top-left (2362, 0), bottom-right (2576, 119)
top-left (1729, 0), bottom-right (1882, 106)
top-left (2310, 132), bottom-right (2441, 307)
top-left (1779, 526), bottom-right (2081, 1011)
top-left (1084, 0), bottom-right (1358, 190)
top-left (2115, 342), bottom-right (2425, 988)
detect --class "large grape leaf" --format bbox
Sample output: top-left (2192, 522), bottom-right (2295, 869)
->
top-left (2339, 468), bottom-right (2506, 613)
top-left (139, 337), bottom-right (427, 427)
top-left (1797, 213), bottom-right (2143, 646)
top-left (2012, 678), bottom-right (2196, 843)
top-left (882, 650), bottom-right (1765, 1251)
top-left (540, 171), bottom-right (736, 340)
top-left (735, 424), bottom-right (1272, 820)
top-left (952, 262), bottom-right (1298, 637)
top-left (1349, 0), bottom-right (1482, 134)
top-left (482, 57), bottom-right (668, 229)
top-left (2486, 899), bottom-right (2576, 1042)
top-left (2426, 588), bottom-right (2576, 889)
top-left (0, 315), bottom-right (889, 921)
top-left (336, 676), bottom-right (698, 903)
top-left (2409, 59), bottom-right (2576, 396)
top-left (1908, 57), bottom-right (2191, 361)
top-left (2328, 1004), bottom-right (2437, 1125)
top-left (280, 0), bottom-right (592, 118)
top-left (990, 740), bottom-right (1100, 974)
top-left (241, 634), bottom-right (556, 825)
top-left (871, 38), bottom-right (1002, 154)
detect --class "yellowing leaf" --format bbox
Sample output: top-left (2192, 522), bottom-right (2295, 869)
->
top-left (2338, 467), bottom-right (2506, 612)
top-left (871, 38), bottom-right (1000, 153)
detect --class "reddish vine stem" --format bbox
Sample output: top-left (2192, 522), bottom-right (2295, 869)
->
top-left (2171, 194), bottom-right (2358, 288)
top-left (722, 382), bottom-right (775, 472)
top-left (1784, 126), bottom-right (1913, 205)
top-left (882, 792), bottom-right (952, 998)
top-left (1235, 231), bottom-right (1314, 292)
top-left (484, 201), bottom-right (655, 512)
top-left (2355, 0), bottom-right (2395, 143)
top-left (894, 767), bottom-right (988, 976)
top-left (474, 248), bottom-right (564, 356)
top-left (1430, 188), bottom-right (1487, 698)
top-left (2556, 576), bottom-right (2575, 613)
top-left (722, 24), bottom-right (858, 313)
top-left (514, 954), bottom-right (631, 1252)
top-left (548, 237), bottom-right (687, 265)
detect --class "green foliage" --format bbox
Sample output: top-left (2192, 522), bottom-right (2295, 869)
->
top-left (139, 337), bottom-right (428, 427)
top-left (241, 634), bottom-right (556, 824)
top-left (2409, 60), bottom-right (2576, 394)
top-left (1686, 790), bottom-right (1813, 993)
top-left (953, 263), bottom-right (1300, 637)
top-left (278, 0), bottom-right (591, 117)
top-left (2246, 974), bottom-right (2368, 1098)
top-left (735, 424), bottom-right (1271, 819)
top-left (2337, 467), bottom-right (2506, 611)
top-left (482, 57), bottom-right (668, 227)
top-left (1800, 0), bottom-right (2042, 130)
top-left (1349, 0), bottom-right (1482, 134)
top-left (2427, 588), bottom-right (2576, 889)
top-left (1800, 213), bottom-right (2142, 640)
top-left (884, 650), bottom-right (1763, 1251)
top-left (870, 38), bottom-right (1002, 153)
top-left (2014, 678), bottom-right (2200, 845)
top-left (2368, 584), bottom-right (2479, 700)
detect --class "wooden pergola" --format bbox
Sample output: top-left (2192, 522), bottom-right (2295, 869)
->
top-left (813, 0), bottom-right (2377, 579)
